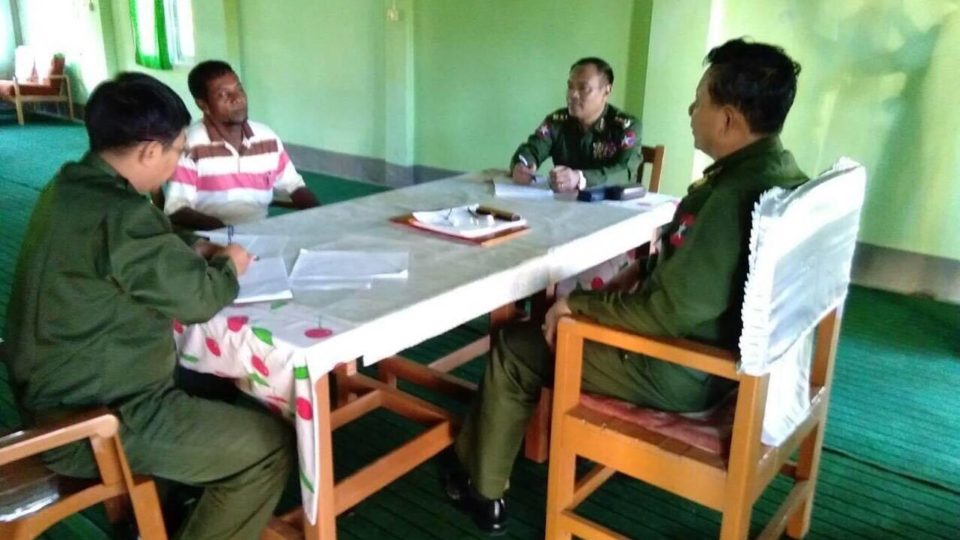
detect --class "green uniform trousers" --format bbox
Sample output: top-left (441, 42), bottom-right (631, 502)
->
top-left (454, 320), bottom-right (734, 499)
top-left (42, 382), bottom-right (295, 540)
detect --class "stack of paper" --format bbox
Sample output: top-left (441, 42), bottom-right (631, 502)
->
top-left (492, 178), bottom-right (554, 200)
top-left (289, 249), bottom-right (409, 290)
top-left (601, 192), bottom-right (679, 211)
top-left (235, 256), bottom-right (294, 304)
top-left (410, 205), bottom-right (527, 239)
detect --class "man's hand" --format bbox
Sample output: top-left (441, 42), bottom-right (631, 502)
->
top-left (219, 244), bottom-right (254, 276)
top-left (542, 296), bottom-right (573, 349)
top-left (511, 163), bottom-right (537, 184)
top-left (191, 239), bottom-right (223, 260)
top-left (549, 166), bottom-right (583, 193)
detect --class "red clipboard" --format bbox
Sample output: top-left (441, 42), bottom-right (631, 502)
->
top-left (389, 214), bottom-right (529, 247)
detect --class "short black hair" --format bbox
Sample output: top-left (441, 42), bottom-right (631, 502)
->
top-left (704, 38), bottom-right (801, 134)
top-left (570, 57), bottom-right (614, 86)
top-left (85, 72), bottom-right (190, 153)
top-left (188, 60), bottom-right (235, 101)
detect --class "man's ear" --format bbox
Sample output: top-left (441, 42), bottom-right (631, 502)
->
top-left (602, 83), bottom-right (612, 99)
top-left (137, 140), bottom-right (163, 165)
top-left (196, 98), bottom-right (210, 116)
top-left (720, 105), bottom-right (740, 134)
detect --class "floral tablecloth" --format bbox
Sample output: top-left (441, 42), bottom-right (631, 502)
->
top-left (174, 300), bottom-right (351, 505)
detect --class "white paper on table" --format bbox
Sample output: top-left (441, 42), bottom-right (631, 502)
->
top-left (289, 249), bottom-right (409, 290)
top-left (600, 192), bottom-right (679, 211)
top-left (234, 256), bottom-right (294, 304)
top-left (410, 205), bottom-right (527, 239)
top-left (492, 178), bottom-right (554, 200)
top-left (201, 233), bottom-right (288, 258)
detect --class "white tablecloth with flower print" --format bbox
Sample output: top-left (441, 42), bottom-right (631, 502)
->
top-left (172, 172), bottom-right (677, 525)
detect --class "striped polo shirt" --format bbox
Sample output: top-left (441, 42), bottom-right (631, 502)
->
top-left (164, 119), bottom-right (306, 225)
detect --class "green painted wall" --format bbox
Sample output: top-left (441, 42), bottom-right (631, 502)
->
top-left (643, 0), bottom-right (960, 260)
top-left (235, 0), bottom-right (387, 161)
top-left (106, 0), bottom-right (237, 118)
top-left (413, 0), bottom-right (652, 171)
top-left (0, 0), bottom-right (15, 76)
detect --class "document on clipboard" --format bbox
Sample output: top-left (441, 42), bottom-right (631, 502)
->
top-left (391, 204), bottom-right (529, 246)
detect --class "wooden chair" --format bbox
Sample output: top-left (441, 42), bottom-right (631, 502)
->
top-left (638, 144), bottom-right (665, 192)
top-left (0, 394), bottom-right (167, 539)
top-left (0, 49), bottom-right (75, 126)
top-left (544, 159), bottom-right (866, 539)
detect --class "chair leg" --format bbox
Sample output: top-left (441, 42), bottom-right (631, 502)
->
top-left (544, 440), bottom-right (576, 540)
top-left (523, 388), bottom-right (551, 463)
top-left (129, 477), bottom-right (169, 540)
top-left (15, 99), bottom-right (24, 125)
top-left (719, 504), bottom-right (752, 540)
top-left (786, 420), bottom-right (826, 538)
top-left (103, 495), bottom-right (130, 523)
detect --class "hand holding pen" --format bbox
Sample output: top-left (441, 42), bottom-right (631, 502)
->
top-left (511, 155), bottom-right (538, 185)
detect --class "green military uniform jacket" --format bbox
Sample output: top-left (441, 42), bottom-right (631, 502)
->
top-left (567, 136), bottom-right (808, 349)
top-left (510, 104), bottom-right (639, 186)
top-left (4, 153), bottom-right (239, 414)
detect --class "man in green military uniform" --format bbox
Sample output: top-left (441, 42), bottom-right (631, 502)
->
top-left (510, 57), bottom-right (639, 192)
top-left (3, 73), bottom-right (294, 540)
top-left (447, 39), bottom-right (808, 534)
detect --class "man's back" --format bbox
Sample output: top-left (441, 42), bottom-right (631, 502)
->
top-left (5, 154), bottom-right (237, 412)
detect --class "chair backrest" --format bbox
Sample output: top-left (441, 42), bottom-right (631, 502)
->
top-left (13, 46), bottom-right (36, 82)
top-left (738, 158), bottom-right (866, 376)
top-left (638, 144), bottom-right (665, 192)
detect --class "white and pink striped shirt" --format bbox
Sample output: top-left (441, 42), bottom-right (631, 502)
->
top-left (164, 119), bottom-right (306, 225)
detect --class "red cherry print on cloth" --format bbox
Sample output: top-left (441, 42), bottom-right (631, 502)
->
top-left (205, 338), bottom-right (221, 357)
top-left (227, 316), bottom-right (249, 332)
top-left (251, 355), bottom-right (269, 377)
top-left (296, 397), bottom-right (313, 420)
top-left (305, 327), bottom-right (333, 339)
top-left (590, 277), bottom-right (605, 290)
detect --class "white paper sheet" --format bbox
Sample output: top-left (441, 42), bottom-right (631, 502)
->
top-left (600, 192), bottom-right (679, 211)
top-left (411, 204), bottom-right (527, 239)
top-left (289, 249), bottom-right (409, 290)
top-left (234, 256), bottom-right (294, 304)
top-left (493, 178), bottom-right (555, 200)
top-left (200, 232), bottom-right (288, 258)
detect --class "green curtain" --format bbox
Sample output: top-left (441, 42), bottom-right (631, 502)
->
top-left (130, 0), bottom-right (172, 70)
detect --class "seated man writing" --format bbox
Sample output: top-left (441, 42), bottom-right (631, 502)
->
top-left (3, 73), bottom-right (295, 540)
top-left (446, 39), bottom-right (808, 534)
top-left (165, 60), bottom-right (319, 229)
top-left (510, 57), bottom-right (640, 193)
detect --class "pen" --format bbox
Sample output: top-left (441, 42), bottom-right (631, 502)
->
top-left (475, 205), bottom-right (522, 221)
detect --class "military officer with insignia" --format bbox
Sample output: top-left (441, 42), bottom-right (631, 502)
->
top-left (510, 57), bottom-right (640, 192)
top-left (446, 39), bottom-right (808, 535)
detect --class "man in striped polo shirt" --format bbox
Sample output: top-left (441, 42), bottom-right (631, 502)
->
top-left (165, 60), bottom-right (319, 230)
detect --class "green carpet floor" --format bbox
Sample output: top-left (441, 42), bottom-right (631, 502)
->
top-left (2, 109), bottom-right (959, 538)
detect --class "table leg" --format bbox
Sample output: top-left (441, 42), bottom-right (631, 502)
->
top-left (307, 373), bottom-right (337, 540)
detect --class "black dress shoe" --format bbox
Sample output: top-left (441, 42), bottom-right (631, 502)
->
top-left (442, 460), bottom-right (508, 535)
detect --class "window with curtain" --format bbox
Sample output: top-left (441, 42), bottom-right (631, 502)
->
top-left (129, 0), bottom-right (194, 70)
